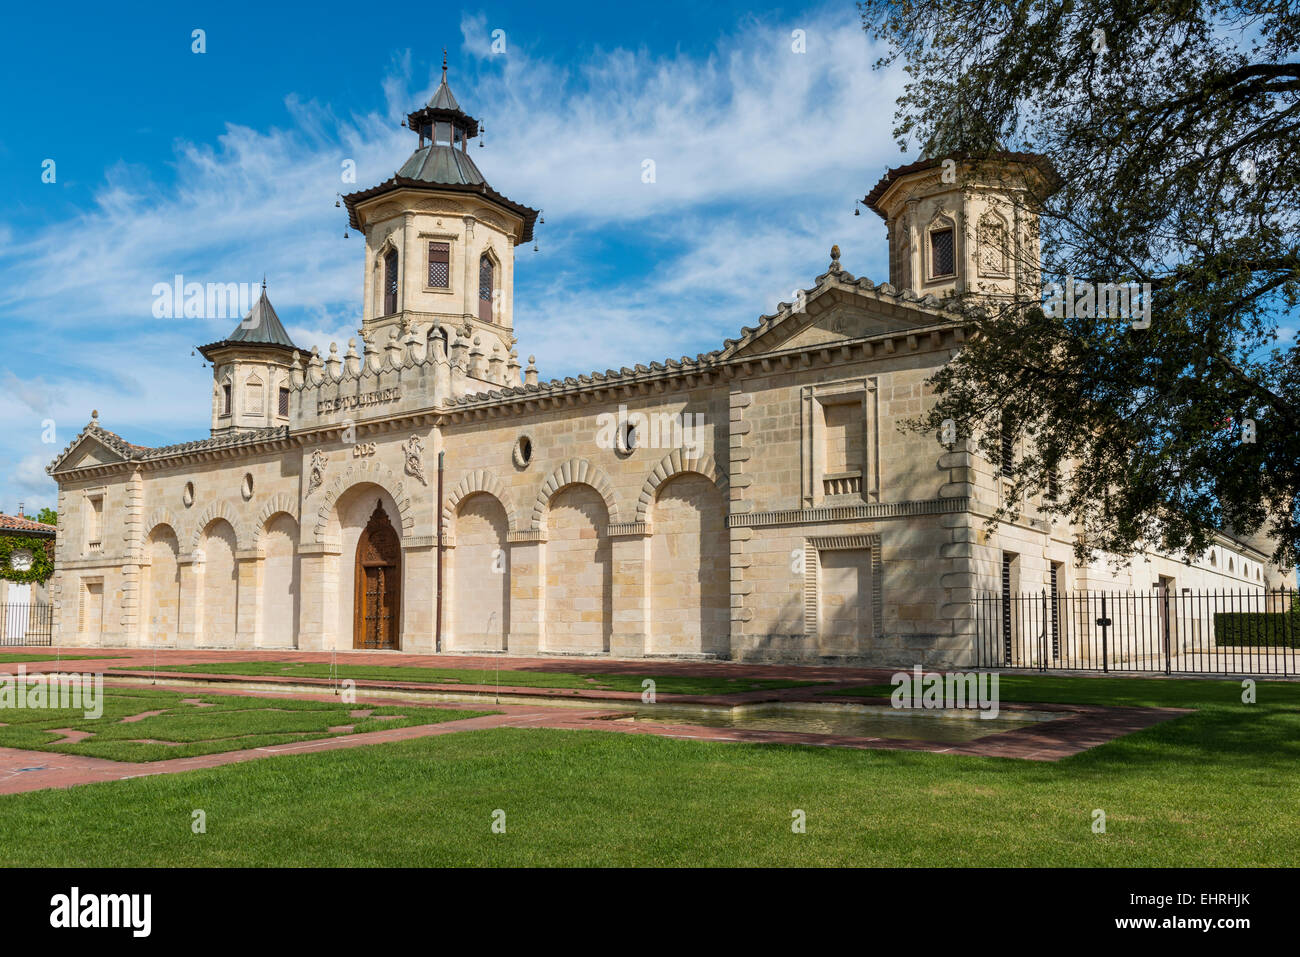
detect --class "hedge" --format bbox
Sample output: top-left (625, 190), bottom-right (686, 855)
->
top-left (1214, 597), bottom-right (1300, 648)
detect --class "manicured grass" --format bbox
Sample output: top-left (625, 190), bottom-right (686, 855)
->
top-left (0, 674), bottom-right (1296, 866)
top-left (146, 660), bottom-right (816, 695)
top-left (0, 654), bottom-right (124, 664)
top-left (825, 673), bottom-right (1282, 708)
top-left (0, 686), bottom-right (492, 762)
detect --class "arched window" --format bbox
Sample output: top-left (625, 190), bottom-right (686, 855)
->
top-left (383, 248), bottom-right (399, 315)
top-left (478, 253), bottom-right (495, 322)
top-left (221, 380), bottom-right (232, 417)
top-left (928, 215), bottom-right (956, 279)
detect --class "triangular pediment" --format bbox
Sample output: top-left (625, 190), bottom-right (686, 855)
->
top-left (48, 432), bottom-right (128, 474)
top-left (725, 278), bottom-right (948, 360)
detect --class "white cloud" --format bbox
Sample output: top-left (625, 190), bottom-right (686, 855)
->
top-left (0, 4), bottom-right (907, 512)
top-left (7, 454), bottom-right (57, 510)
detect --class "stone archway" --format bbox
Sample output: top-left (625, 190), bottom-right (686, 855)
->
top-left (353, 500), bottom-right (401, 650)
top-left (449, 491), bottom-right (511, 652)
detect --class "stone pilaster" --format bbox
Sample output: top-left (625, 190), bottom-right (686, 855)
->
top-left (727, 386), bottom-right (753, 651)
top-left (298, 543), bottom-right (341, 651)
top-left (402, 538), bottom-right (436, 652)
top-left (506, 532), bottom-right (543, 655)
top-left (119, 467), bottom-right (145, 645)
top-left (177, 555), bottom-right (200, 649)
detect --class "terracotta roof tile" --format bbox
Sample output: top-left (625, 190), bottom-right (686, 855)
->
top-left (0, 513), bottom-right (56, 535)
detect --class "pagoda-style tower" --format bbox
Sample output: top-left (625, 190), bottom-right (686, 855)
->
top-left (198, 281), bottom-right (308, 437)
top-left (343, 58), bottom-right (538, 369)
top-left (863, 153), bottom-right (1057, 303)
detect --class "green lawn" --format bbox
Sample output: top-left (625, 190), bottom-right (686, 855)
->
top-left (0, 653), bottom-right (124, 664)
top-left (0, 686), bottom-right (492, 762)
top-left (145, 660), bottom-right (816, 695)
top-left (0, 674), bottom-right (1296, 865)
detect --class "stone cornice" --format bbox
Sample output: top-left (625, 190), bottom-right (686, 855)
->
top-left (729, 497), bottom-right (969, 529)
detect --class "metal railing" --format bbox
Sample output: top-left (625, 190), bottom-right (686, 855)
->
top-left (1, 602), bottom-right (54, 646)
top-left (974, 588), bottom-right (1299, 675)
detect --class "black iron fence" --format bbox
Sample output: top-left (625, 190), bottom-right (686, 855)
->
top-left (1, 602), bottom-right (53, 646)
top-left (974, 588), bottom-right (1300, 675)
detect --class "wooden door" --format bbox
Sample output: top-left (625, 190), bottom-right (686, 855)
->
top-left (354, 501), bottom-right (401, 650)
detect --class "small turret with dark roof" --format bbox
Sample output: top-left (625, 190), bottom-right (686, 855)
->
top-left (198, 279), bottom-right (304, 359)
top-left (198, 280), bottom-right (307, 437)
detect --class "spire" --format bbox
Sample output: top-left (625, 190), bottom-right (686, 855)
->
top-left (406, 58), bottom-right (477, 140)
top-left (197, 280), bottom-right (302, 359)
top-left (340, 57), bottom-right (539, 245)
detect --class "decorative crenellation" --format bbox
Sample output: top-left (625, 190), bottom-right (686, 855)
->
top-left (288, 322), bottom-right (523, 432)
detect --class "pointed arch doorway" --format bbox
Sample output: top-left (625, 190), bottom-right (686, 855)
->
top-left (354, 500), bottom-right (401, 649)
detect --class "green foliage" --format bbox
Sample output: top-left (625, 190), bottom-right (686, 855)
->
top-left (1214, 596), bottom-right (1300, 647)
top-left (0, 534), bottom-right (54, 585)
top-left (34, 508), bottom-right (56, 526)
top-left (861, 0), bottom-right (1300, 568)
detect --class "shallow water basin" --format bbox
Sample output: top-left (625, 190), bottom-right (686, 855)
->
top-left (609, 701), bottom-right (1063, 743)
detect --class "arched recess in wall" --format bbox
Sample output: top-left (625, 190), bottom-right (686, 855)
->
top-left (530, 458), bottom-right (619, 530)
top-left (541, 482), bottom-right (612, 655)
top-left (189, 501), bottom-right (246, 553)
top-left (198, 518), bottom-right (239, 647)
top-left (142, 522), bottom-right (181, 645)
top-left (647, 471), bottom-right (729, 657)
top-left (634, 450), bottom-right (728, 527)
top-left (245, 373), bottom-right (265, 416)
top-left (443, 470), bottom-right (518, 534)
top-left (449, 491), bottom-right (510, 652)
top-left (977, 210), bottom-right (1010, 277)
top-left (259, 511), bottom-right (301, 649)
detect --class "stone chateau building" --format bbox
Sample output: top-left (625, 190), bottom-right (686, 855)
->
top-left (45, 69), bottom-right (1287, 665)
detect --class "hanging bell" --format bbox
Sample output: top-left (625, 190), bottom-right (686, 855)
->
top-left (854, 208), bottom-right (860, 216)
top-left (335, 199), bottom-right (340, 208)
top-left (344, 230), bottom-right (350, 239)
top-left (533, 243), bottom-right (538, 252)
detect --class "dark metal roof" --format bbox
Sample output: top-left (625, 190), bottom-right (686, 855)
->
top-left (198, 285), bottom-right (304, 360)
top-left (398, 144), bottom-right (486, 187)
top-left (343, 176), bottom-right (539, 243)
top-left (406, 69), bottom-right (481, 138)
top-left (347, 64), bottom-right (535, 243)
top-left (862, 152), bottom-right (1059, 219)
top-left (429, 75), bottom-right (460, 111)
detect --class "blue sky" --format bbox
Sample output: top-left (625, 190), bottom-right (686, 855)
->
top-left (0, 0), bottom-right (909, 515)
